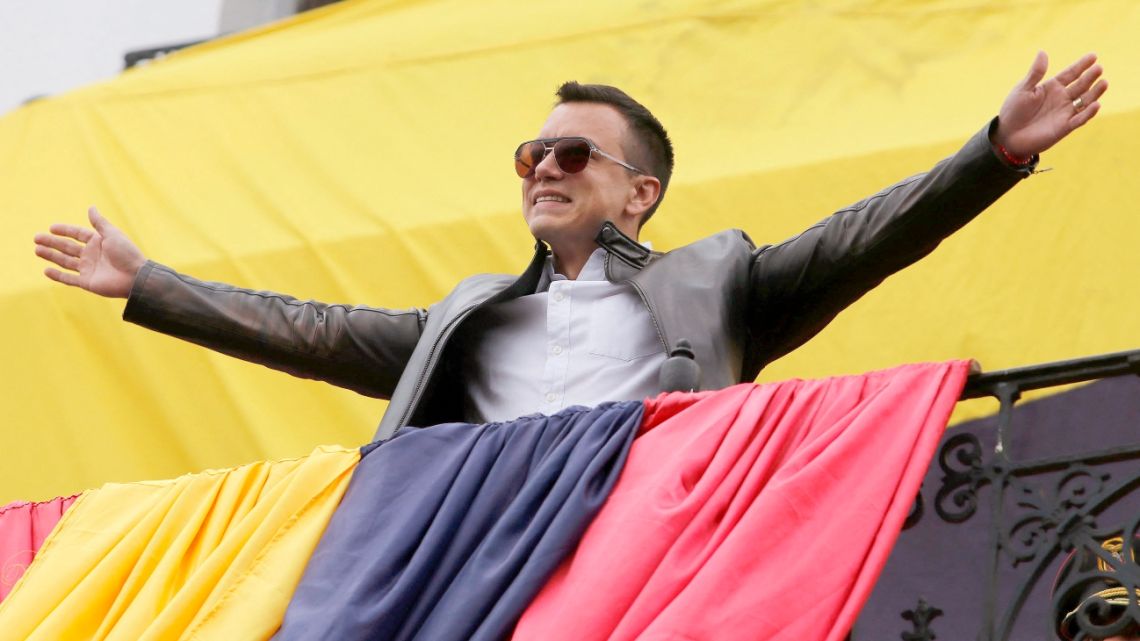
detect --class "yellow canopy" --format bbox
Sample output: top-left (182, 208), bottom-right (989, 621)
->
top-left (3, 0), bottom-right (1138, 502)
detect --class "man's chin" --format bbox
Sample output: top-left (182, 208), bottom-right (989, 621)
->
top-left (525, 211), bottom-right (606, 248)
top-left (526, 215), bottom-right (565, 242)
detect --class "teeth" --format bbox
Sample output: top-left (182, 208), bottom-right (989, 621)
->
top-left (536, 195), bottom-right (569, 204)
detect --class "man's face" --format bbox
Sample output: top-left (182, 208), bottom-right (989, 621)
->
top-left (521, 102), bottom-right (643, 250)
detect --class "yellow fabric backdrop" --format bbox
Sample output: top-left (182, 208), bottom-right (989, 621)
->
top-left (2, 0), bottom-right (1138, 502)
top-left (0, 446), bottom-right (358, 640)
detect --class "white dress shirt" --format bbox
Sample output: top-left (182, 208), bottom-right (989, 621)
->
top-left (457, 248), bottom-right (666, 423)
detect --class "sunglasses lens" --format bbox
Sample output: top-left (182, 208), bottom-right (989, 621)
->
top-left (515, 141), bottom-right (546, 178)
top-left (554, 139), bottom-right (591, 174)
top-left (514, 138), bottom-right (594, 177)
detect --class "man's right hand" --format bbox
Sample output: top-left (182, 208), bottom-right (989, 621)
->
top-left (34, 206), bottom-right (147, 299)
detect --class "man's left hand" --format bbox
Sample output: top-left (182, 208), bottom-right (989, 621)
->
top-left (993, 51), bottom-right (1107, 159)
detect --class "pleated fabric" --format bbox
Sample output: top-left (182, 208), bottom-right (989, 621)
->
top-left (0, 363), bottom-right (965, 641)
top-left (0, 495), bottom-right (79, 602)
top-left (274, 401), bottom-right (644, 641)
top-left (0, 445), bottom-right (359, 641)
top-left (513, 361), bottom-right (970, 641)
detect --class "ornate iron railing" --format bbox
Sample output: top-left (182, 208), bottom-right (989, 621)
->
top-left (859, 349), bottom-right (1140, 641)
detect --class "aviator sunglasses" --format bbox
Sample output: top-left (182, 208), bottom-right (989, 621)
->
top-left (514, 137), bottom-right (646, 179)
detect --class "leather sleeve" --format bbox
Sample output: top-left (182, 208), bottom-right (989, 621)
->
top-left (122, 261), bottom-right (426, 399)
top-left (746, 120), bottom-right (1029, 368)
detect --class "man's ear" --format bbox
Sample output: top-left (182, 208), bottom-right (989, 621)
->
top-left (624, 175), bottom-right (661, 219)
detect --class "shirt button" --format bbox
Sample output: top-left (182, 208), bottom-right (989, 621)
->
top-left (545, 392), bottom-right (557, 403)
top-left (552, 345), bottom-right (563, 355)
top-left (553, 292), bottom-right (565, 302)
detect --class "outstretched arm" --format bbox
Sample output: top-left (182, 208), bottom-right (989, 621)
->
top-left (33, 206), bottom-right (146, 298)
top-left (746, 51), bottom-right (1107, 371)
top-left (34, 206), bottom-right (424, 398)
top-left (122, 263), bottom-right (425, 399)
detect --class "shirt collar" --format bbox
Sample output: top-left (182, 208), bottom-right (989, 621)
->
top-left (537, 241), bottom-right (652, 292)
top-left (537, 249), bottom-right (602, 291)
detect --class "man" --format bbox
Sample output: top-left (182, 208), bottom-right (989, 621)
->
top-left (33, 52), bottom-right (1106, 440)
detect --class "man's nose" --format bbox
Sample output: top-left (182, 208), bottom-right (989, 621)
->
top-left (533, 148), bottom-right (564, 180)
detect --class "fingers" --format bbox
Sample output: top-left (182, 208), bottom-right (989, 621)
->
top-left (35, 243), bottom-right (81, 272)
top-left (1020, 50), bottom-right (1048, 90)
top-left (48, 223), bottom-right (94, 243)
top-left (1065, 63), bottom-right (1104, 100)
top-left (34, 232), bottom-right (83, 258)
top-left (1069, 99), bottom-right (1102, 130)
top-left (43, 268), bottom-right (82, 288)
top-left (1052, 52), bottom-right (1097, 87)
top-left (89, 206), bottom-right (112, 235)
top-left (1068, 76), bottom-right (1107, 130)
top-left (1078, 77), bottom-right (1109, 104)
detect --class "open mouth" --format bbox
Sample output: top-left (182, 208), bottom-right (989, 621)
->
top-left (534, 194), bottom-right (571, 205)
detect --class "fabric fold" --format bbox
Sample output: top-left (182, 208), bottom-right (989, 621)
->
top-left (0, 495), bottom-right (79, 603)
top-left (0, 361), bottom-right (966, 641)
top-left (0, 445), bottom-right (359, 641)
top-left (513, 360), bottom-right (970, 641)
top-left (274, 400), bottom-right (644, 641)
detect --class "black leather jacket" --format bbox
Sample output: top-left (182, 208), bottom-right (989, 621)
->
top-left (123, 122), bottom-right (1030, 440)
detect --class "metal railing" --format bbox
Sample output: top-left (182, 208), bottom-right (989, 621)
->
top-left (860, 349), bottom-right (1140, 641)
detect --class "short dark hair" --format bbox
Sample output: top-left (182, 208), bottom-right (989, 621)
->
top-left (555, 81), bottom-right (674, 226)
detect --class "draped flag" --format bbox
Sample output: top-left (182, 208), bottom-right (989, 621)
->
top-left (513, 361), bottom-right (970, 641)
top-left (0, 362), bottom-right (968, 640)
top-left (275, 401), bottom-right (644, 641)
top-left (0, 446), bottom-right (360, 640)
top-left (0, 495), bottom-right (78, 601)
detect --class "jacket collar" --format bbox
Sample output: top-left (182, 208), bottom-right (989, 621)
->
top-left (595, 221), bottom-right (656, 281)
top-left (595, 221), bottom-right (651, 267)
top-left (492, 238), bottom-right (549, 304)
top-left (522, 222), bottom-right (656, 290)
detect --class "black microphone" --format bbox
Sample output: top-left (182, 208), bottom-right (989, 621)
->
top-left (659, 338), bottom-right (701, 393)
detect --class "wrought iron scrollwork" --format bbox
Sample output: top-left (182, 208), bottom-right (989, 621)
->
top-left (1003, 466), bottom-right (1108, 567)
top-left (855, 350), bottom-right (1140, 641)
top-left (934, 432), bottom-right (988, 524)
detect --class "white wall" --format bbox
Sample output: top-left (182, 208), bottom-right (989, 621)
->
top-left (218, 0), bottom-right (296, 34)
top-left (0, 0), bottom-right (225, 116)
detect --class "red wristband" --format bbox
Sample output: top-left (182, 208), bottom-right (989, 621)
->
top-left (996, 142), bottom-right (1033, 167)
